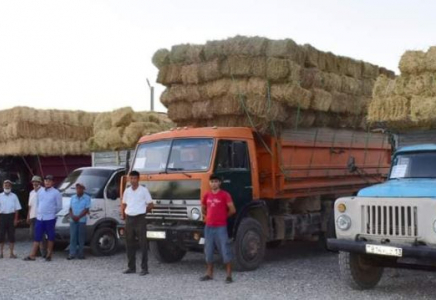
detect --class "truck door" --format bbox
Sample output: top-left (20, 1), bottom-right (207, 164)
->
top-left (214, 140), bottom-right (252, 214)
top-left (104, 170), bottom-right (126, 221)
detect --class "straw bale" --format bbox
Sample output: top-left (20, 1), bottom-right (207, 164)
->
top-left (247, 78), bottom-right (268, 97)
top-left (192, 101), bottom-right (214, 119)
top-left (304, 45), bottom-right (320, 68)
top-left (361, 79), bottom-right (375, 97)
top-left (266, 57), bottom-right (289, 81)
top-left (395, 73), bottom-right (436, 97)
top-left (372, 75), bottom-right (396, 98)
top-left (245, 96), bottom-right (288, 122)
top-left (122, 122), bottom-right (164, 148)
top-left (222, 36), bottom-right (268, 56)
top-left (92, 127), bottom-right (125, 151)
top-left (185, 45), bottom-right (204, 64)
top-left (251, 57), bottom-right (267, 78)
top-left (220, 56), bottom-right (267, 78)
top-left (111, 107), bottom-right (134, 127)
top-left (169, 44), bottom-right (190, 63)
top-left (426, 47), bottom-right (436, 73)
top-left (266, 39), bottom-right (306, 64)
top-left (362, 62), bottom-right (379, 79)
top-left (152, 49), bottom-right (170, 68)
top-left (204, 40), bottom-right (226, 60)
top-left (167, 64), bottom-right (183, 84)
top-left (229, 79), bottom-right (249, 96)
top-left (286, 109), bottom-right (316, 128)
top-left (199, 59), bottom-right (222, 82)
top-left (410, 95), bottom-right (436, 123)
top-left (270, 84), bottom-right (312, 109)
top-left (399, 50), bottom-right (426, 75)
top-left (310, 89), bottom-right (333, 112)
top-left (324, 52), bottom-right (340, 74)
top-left (287, 61), bottom-right (302, 83)
top-left (300, 69), bottom-right (341, 92)
top-left (367, 95), bottom-right (410, 123)
top-left (160, 89), bottom-right (171, 107)
top-left (204, 79), bottom-right (231, 98)
top-left (167, 101), bottom-right (193, 121)
top-left (379, 67), bottom-right (396, 79)
top-left (340, 76), bottom-right (361, 95)
top-left (330, 92), bottom-right (361, 115)
top-left (0, 139), bottom-right (90, 156)
top-left (181, 64), bottom-right (200, 84)
top-left (211, 96), bottom-right (243, 116)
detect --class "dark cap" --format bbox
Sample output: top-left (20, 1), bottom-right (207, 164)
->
top-left (209, 174), bottom-right (222, 181)
top-left (44, 175), bottom-right (54, 180)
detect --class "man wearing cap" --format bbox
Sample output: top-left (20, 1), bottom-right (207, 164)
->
top-left (24, 175), bottom-right (62, 262)
top-left (27, 175), bottom-right (47, 257)
top-left (0, 180), bottom-right (22, 258)
top-left (67, 182), bottom-right (91, 260)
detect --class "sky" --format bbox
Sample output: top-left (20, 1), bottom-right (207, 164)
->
top-left (0, 0), bottom-right (435, 113)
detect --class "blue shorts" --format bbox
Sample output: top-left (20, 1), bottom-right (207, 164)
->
top-left (34, 219), bottom-right (56, 242)
top-left (204, 226), bottom-right (233, 264)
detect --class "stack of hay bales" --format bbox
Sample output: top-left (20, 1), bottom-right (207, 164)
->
top-left (368, 47), bottom-right (436, 129)
top-left (153, 36), bottom-right (395, 132)
top-left (0, 107), bottom-right (95, 156)
top-left (88, 107), bottom-right (174, 151)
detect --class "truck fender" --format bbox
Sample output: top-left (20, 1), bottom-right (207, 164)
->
top-left (92, 218), bottom-right (119, 232)
top-left (231, 201), bottom-right (269, 239)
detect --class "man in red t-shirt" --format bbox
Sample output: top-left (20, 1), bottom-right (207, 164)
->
top-left (200, 174), bottom-right (236, 283)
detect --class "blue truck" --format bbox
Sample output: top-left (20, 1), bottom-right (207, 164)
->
top-left (328, 130), bottom-right (436, 289)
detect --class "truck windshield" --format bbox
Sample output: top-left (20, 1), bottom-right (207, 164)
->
top-left (390, 152), bottom-right (436, 179)
top-left (58, 168), bottom-right (113, 197)
top-left (133, 138), bottom-right (214, 173)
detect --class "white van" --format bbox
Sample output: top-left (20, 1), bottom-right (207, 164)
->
top-left (55, 166), bottom-right (125, 256)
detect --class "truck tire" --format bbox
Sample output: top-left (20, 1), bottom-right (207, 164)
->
top-left (339, 251), bottom-right (383, 290)
top-left (233, 217), bottom-right (266, 271)
top-left (90, 227), bottom-right (119, 256)
top-left (149, 240), bottom-right (187, 263)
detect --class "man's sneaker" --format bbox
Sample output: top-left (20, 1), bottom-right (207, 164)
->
top-left (67, 255), bottom-right (75, 260)
top-left (139, 270), bottom-right (149, 276)
top-left (225, 276), bottom-right (233, 284)
top-left (123, 269), bottom-right (136, 274)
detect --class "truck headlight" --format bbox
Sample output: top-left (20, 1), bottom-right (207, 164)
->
top-left (191, 208), bottom-right (201, 221)
top-left (336, 215), bottom-right (352, 231)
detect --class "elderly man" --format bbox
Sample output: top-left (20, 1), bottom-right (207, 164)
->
top-left (27, 175), bottom-right (47, 257)
top-left (0, 179), bottom-right (22, 258)
top-left (24, 175), bottom-right (62, 262)
top-left (67, 182), bottom-right (91, 260)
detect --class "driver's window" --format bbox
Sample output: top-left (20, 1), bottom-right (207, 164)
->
top-left (215, 140), bottom-right (249, 171)
top-left (106, 171), bottom-right (125, 200)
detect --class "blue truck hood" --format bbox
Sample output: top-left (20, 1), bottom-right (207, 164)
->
top-left (358, 179), bottom-right (436, 198)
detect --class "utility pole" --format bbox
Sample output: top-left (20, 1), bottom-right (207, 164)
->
top-left (146, 78), bottom-right (154, 112)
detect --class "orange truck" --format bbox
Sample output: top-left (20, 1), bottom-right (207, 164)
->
top-left (119, 126), bottom-right (391, 270)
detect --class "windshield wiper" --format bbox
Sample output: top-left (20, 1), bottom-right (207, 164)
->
top-left (167, 168), bottom-right (192, 178)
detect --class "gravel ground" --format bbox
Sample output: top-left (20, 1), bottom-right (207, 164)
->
top-left (0, 229), bottom-right (435, 300)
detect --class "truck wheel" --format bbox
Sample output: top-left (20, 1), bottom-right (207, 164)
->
top-left (339, 251), bottom-right (383, 290)
top-left (234, 217), bottom-right (266, 271)
top-left (149, 240), bottom-right (186, 263)
top-left (90, 227), bottom-right (119, 256)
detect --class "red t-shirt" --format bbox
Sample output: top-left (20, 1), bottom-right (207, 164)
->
top-left (201, 190), bottom-right (233, 227)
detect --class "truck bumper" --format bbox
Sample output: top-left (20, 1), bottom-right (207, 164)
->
top-left (117, 223), bottom-right (205, 250)
top-left (327, 238), bottom-right (436, 260)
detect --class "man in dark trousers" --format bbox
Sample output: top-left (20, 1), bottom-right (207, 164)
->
top-left (0, 180), bottom-right (22, 258)
top-left (121, 170), bottom-right (153, 276)
top-left (200, 174), bottom-right (236, 283)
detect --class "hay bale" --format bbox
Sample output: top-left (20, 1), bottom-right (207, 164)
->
top-left (288, 61), bottom-right (302, 83)
top-left (204, 40), bottom-right (226, 61)
top-left (122, 122), bottom-right (164, 148)
top-left (93, 112), bottom-right (112, 133)
top-left (310, 88), bottom-right (333, 112)
top-left (245, 96), bottom-right (288, 122)
top-left (367, 95), bottom-right (410, 123)
top-left (181, 64), bottom-right (200, 84)
top-left (247, 78), bottom-right (268, 97)
top-left (211, 95), bottom-right (243, 116)
top-left (372, 75), bottom-right (396, 98)
top-left (361, 79), bottom-right (375, 97)
top-left (410, 95), bottom-right (436, 124)
top-left (152, 49), bottom-right (170, 68)
top-left (286, 109), bottom-right (316, 128)
top-left (340, 76), bottom-right (362, 95)
top-left (395, 73), bottom-right (436, 97)
top-left (330, 92), bottom-right (364, 115)
top-left (399, 50), bottom-right (426, 75)
top-left (270, 84), bottom-right (312, 109)
top-left (362, 62), bottom-right (379, 79)
top-left (0, 139), bottom-right (90, 156)
top-left (222, 36), bottom-right (268, 56)
top-left (300, 68), bottom-right (342, 92)
top-left (324, 52), bottom-right (340, 74)
top-left (192, 101), bottom-right (214, 119)
top-left (304, 44), bottom-right (320, 68)
top-left (426, 46), bottom-right (436, 73)
top-left (251, 57), bottom-right (267, 78)
top-left (167, 101), bottom-right (193, 121)
top-left (379, 67), bottom-right (396, 79)
top-left (111, 107), bottom-right (134, 127)
top-left (199, 59), bottom-right (222, 82)
top-left (204, 79), bottom-right (231, 98)
top-left (266, 57), bottom-right (289, 81)
top-left (266, 39), bottom-right (306, 64)
top-left (169, 44), bottom-right (190, 63)
top-left (186, 45), bottom-right (204, 64)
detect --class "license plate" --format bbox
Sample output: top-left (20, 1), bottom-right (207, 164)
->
top-left (147, 231), bottom-right (166, 239)
top-left (365, 244), bottom-right (402, 257)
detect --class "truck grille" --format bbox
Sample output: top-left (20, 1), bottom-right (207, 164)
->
top-left (149, 205), bottom-right (188, 220)
top-left (361, 205), bottom-right (418, 237)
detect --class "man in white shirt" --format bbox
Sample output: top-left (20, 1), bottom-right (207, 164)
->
top-left (0, 180), bottom-right (22, 258)
top-left (121, 170), bottom-right (153, 276)
top-left (26, 175), bottom-right (46, 257)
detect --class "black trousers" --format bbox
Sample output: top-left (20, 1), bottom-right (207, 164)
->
top-left (0, 213), bottom-right (15, 243)
top-left (125, 214), bottom-right (148, 271)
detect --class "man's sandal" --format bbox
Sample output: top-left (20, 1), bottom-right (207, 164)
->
top-left (10, 254), bottom-right (17, 259)
top-left (23, 256), bottom-right (36, 261)
top-left (199, 275), bottom-right (213, 281)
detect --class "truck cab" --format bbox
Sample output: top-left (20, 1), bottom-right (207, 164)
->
top-left (56, 166), bottom-right (125, 256)
top-left (328, 144), bottom-right (436, 289)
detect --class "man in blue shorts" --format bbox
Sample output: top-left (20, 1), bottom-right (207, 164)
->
top-left (24, 175), bottom-right (62, 262)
